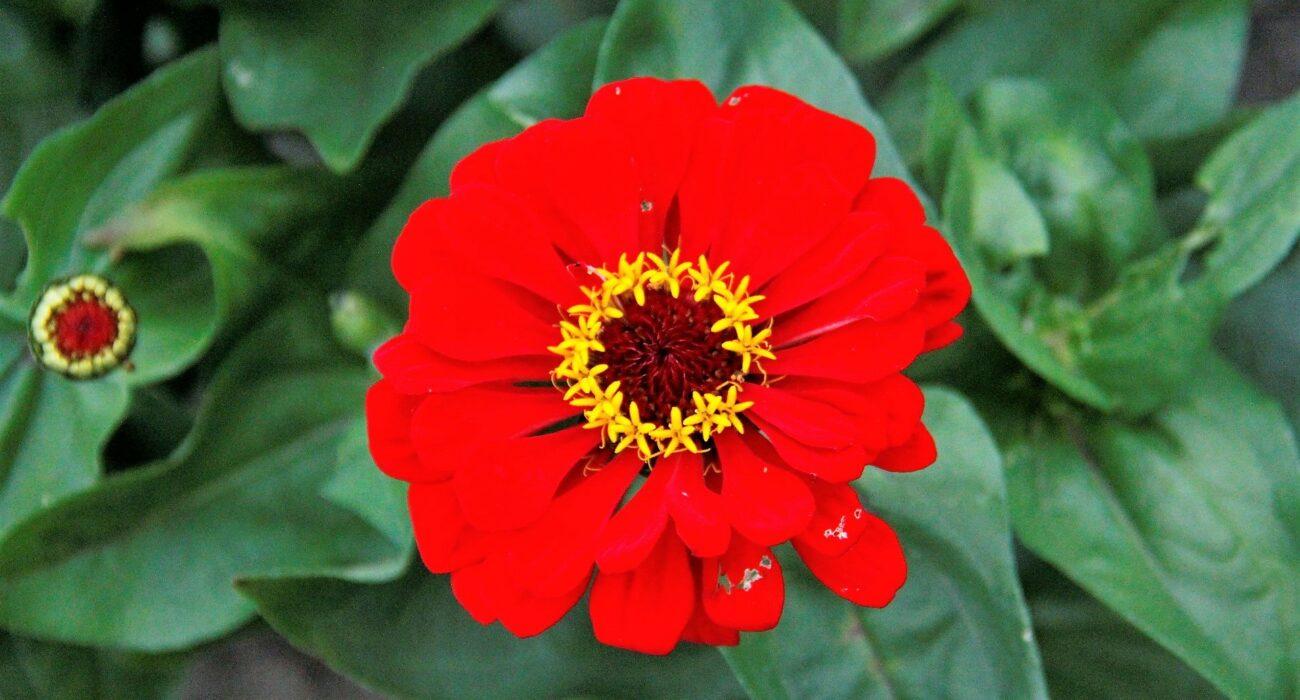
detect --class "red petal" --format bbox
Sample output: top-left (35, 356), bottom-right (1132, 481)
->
top-left (451, 557), bottom-right (506, 624)
top-left (793, 374), bottom-right (925, 456)
top-left (587, 78), bottom-right (717, 250)
top-left (596, 456), bottom-right (673, 574)
top-left (794, 509), bottom-right (907, 607)
top-left (496, 578), bottom-right (588, 638)
top-left (888, 225), bottom-right (971, 331)
top-left (715, 431), bottom-right (815, 546)
top-left (590, 531), bottom-right (695, 654)
top-left (873, 423), bottom-right (937, 473)
top-left (759, 213), bottom-right (891, 316)
top-left (411, 385), bottom-right (574, 482)
top-left (409, 481), bottom-right (501, 573)
top-left (723, 86), bottom-right (876, 196)
top-left (364, 380), bottom-right (422, 481)
top-left (747, 413), bottom-right (867, 483)
top-left (722, 164), bottom-right (852, 287)
top-left (678, 85), bottom-right (872, 279)
top-left (792, 480), bottom-right (870, 557)
top-left (923, 321), bottom-right (965, 352)
top-left (450, 555), bottom-right (586, 637)
top-left (505, 452), bottom-right (641, 597)
top-left (862, 375), bottom-right (926, 447)
top-left (773, 256), bottom-right (925, 346)
top-left (493, 117), bottom-right (643, 266)
top-left (372, 333), bottom-right (551, 394)
top-left (407, 268), bottom-right (556, 362)
top-left (665, 453), bottom-right (731, 558)
top-left (453, 427), bottom-right (596, 532)
top-left (853, 177), bottom-right (924, 227)
top-left (767, 313), bottom-right (928, 384)
top-left (682, 592), bottom-right (740, 646)
top-left (744, 384), bottom-right (857, 450)
top-left (449, 137), bottom-right (507, 192)
top-left (702, 536), bottom-right (784, 631)
top-left (393, 189), bottom-right (582, 305)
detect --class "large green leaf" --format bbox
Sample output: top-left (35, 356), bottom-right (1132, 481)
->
top-left (239, 566), bottom-right (743, 699)
top-left (1217, 248), bottom-right (1300, 431)
top-left (1193, 93), bottom-right (1300, 299)
top-left (883, 0), bottom-right (1248, 155)
top-left (836, 0), bottom-right (959, 63)
top-left (85, 166), bottom-right (343, 385)
top-left (1026, 572), bottom-right (1222, 699)
top-left (595, 0), bottom-right (916, 197)
top-left (997, 357), bottom-right (1300, 698)
top-left (348, 18), bottom-right (608, 314)
top-left (0, 6), bottom-right (80, 289)
top-left (0, 632), bottom-right (186, 699)
top-left (720, 388), bottom-right (1047, 699)
top-left (218, 0), bottom-right (503, 173)
top-left (0, 302), bottom-right (407, 651)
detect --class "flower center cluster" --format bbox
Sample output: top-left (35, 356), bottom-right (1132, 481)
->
top-left (550, 250), bottom-right (775, 461)
top-left (29, 274), bottom-right (136, 379)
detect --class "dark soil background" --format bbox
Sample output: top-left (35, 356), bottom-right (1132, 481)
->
top-left (179, 2), bottom-right (1300, 697)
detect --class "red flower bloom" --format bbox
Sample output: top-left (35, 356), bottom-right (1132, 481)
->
top-left (366, 78), bottom-right (970, 654)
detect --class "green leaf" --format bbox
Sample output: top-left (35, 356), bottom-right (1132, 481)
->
top-left (998, 357), bottom-right (1300, 698)
top-left (1194, 93), bottom-right (1300, 298)
top-left (940, 81), bottom-right (1224, 415)
top-left (595, 0), bottom-right (918, 199)
top-left (239, 566), bottom-right (744, 699)
top-left (0, 340), bottom-right (128, 535)
top-left (87, 166), bottom-right (344, 384)
top-left (1028, 578), bottom-right (1223, 699)
top-left (0, 632), bottom-right (187, 699)
top-left (348, 17), bottom-right (608, 314)
top-left (943, 130), bottom-right (1113, 411)
top-left (883, 0), bottom-right (1249, 153)
top-left (969, 79), bottom-right (1165, 297)
top-left (719, 634), bottom-right (792, 700)
top-left (0, 48), bottom-right (223, 316)
top-left (1217, 248), bottom-right (1300, 430)
top-left (0, 6), bottom-right (80, 290)
top-left (0, 302), bottom-right (406, 651)
top-left (721, 389), bottom-right (1048, 699)
top-left (218, 0), bottom-right (503, 173)
top-left (837, 0), bottom-right (959, 62)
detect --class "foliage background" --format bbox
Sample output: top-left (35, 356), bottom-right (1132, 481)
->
top-left (0, 0), bottom-right (1296, 697)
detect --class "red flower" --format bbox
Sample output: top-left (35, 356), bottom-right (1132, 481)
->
top-left (366, 78), bottom-right (970, 654)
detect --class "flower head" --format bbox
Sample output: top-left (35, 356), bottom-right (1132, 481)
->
top-left (28, 274), bottom-right (136, 379)
top-left (366, 78), bottom-right (970, 653)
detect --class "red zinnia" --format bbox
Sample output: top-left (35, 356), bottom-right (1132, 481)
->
top-left (366, 78), bottom-right (970, 654)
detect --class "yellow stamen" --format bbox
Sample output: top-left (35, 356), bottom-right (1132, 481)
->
top-left (550, 248), bottom-right (775, 462)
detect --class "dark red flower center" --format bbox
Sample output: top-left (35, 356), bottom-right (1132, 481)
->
top-left (53, 298), bottom-right (120, 357)
top-left (592, 288), bottom-right (742, 424)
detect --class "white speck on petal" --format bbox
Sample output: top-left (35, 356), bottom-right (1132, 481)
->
top-left (824, 516), bottom-right (849, 540)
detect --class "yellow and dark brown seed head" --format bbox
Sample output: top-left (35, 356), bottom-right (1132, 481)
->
top-left (28, 274), bottom-right (136, 379)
